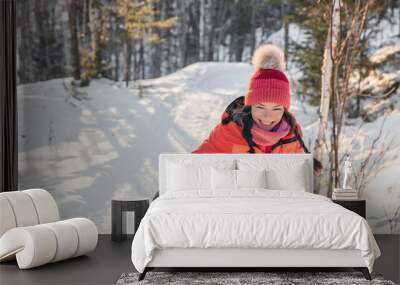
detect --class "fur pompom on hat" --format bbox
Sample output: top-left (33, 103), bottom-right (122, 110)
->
top-left (251, 44), bottom-right (286, 71)
top-left (245, 44), bottom-right (290, 109)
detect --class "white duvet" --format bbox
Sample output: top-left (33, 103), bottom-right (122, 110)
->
top-left (131, 190), bottom-right (381, 273)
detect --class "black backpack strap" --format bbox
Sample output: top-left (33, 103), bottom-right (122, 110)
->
top-left (297, 134), bottom-right (310, 153)
top-left (271, 132), bottom-right (310, 153)
top-left (271, 137), bottom-right (298, 151)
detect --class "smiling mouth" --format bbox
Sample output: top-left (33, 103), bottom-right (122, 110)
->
top-left (259, 121), bottom-right (274, 128)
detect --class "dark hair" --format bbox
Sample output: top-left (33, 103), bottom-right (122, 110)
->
top-left (241, 106), bottom-right (257, 153)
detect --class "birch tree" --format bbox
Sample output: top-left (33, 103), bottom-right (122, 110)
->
top-left (314, 0), bottom-right (340, 194)
top-left (328, 0), bottom-right (371, 196)
top-left (315, 0), bottom-right (372, 196)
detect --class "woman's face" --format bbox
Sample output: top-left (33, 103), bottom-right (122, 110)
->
top-left (251, 102), bottom-right (284, 131)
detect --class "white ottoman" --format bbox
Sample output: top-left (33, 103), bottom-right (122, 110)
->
top-left (0, 189), bottom-right (98, 269)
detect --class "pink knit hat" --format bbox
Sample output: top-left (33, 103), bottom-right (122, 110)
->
top-left (245, 44), bottom-right (290, 109)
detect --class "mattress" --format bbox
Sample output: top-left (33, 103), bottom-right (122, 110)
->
top-left (131, 189), bottom-right (381, 273)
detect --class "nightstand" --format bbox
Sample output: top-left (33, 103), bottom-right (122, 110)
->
top-left (332, 199), bottom-right (366, 218)
top-left (111, 197), bottom-right (151, 242)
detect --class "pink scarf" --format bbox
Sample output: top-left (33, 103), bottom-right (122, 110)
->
top-left (251, 119), bottom-right (290, 149)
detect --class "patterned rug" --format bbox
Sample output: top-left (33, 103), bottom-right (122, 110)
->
top-left (116, 271), bottom-right (396, 285)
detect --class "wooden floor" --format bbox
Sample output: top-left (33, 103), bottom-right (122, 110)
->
top-left (0, 235), bottom-right (134, 285)
top-left (0, 234), bottom-right (399, 285)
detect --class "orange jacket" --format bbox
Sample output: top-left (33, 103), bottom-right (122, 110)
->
top-left (192, 97), bottom-right (305, 154)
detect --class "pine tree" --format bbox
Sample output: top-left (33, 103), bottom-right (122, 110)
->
top-left (288, 0), bottom-right (331, 105)
top-left (115, 0), bottom-right (176, 86)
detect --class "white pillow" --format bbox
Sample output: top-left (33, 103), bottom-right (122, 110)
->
top-left (236, 169), bottom-right (267, 189)
top-left (167, 162), bottom-right (210, 191)
top-left (211, 168), bottom-right (267, 191)
top-left (211, 168), bottom-right (236, 190)
top-left (237, 159), bottom-right (308, 192)
top-left (266, 163), bottom-right (307, 191)
top-left (166, 159), bottom-right (236, 192)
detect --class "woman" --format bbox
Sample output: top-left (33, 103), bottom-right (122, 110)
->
top-left (192, 44), bottom-right (322, 174)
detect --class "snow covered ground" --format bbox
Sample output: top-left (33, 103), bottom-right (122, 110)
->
top-left (18, 58), bottom-right (400, 234)
top-left (17, 63), bottom-right (254, 234)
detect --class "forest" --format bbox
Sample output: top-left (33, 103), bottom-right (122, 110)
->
top-left (17, 1), bottom-right (398, 100)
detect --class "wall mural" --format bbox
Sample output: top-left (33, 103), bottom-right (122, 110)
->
top-left (17, 0), bottom-right (400, 234)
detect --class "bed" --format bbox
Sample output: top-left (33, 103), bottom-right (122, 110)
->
top-left (131, 153), bottom-right (381, 281)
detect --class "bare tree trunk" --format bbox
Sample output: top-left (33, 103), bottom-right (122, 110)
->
top-left (81, 0), bottom-right (90, 47)
top-left (213, 0), bottom-right (229, 61)
top-left (88, 0), bottom-right (101, 77)
top-left (282, 0), bottom-right (289, 61)
top-left (140, 38), bottom-right (145, 79)
top-left (199, 0), bottom-right (205, 61)
top-left (133, 42), bottom-right (138, 80)
top-left (95, 1), bottom-right (103, 75)
top-left (328, 63), bottom-right (340, 196)
top-left (150, 0), bottom-right (162, 77)
top-left (206, 1), bottom-right (215, 61)
top-left (111, 11), bottom-right (119, 82)
top-left (68, 0), bottom-right (81, 80)
top-left (230, 0), bottom-right (245, 62)
top-left (284, 21), bottom-right (289, 60)
top-left (115, 49), bottom-right (119, 82)
top-left (163, 0), bottom-right (174, 72)
top-left (123, 39), bottom-right (131, 86)
top-left (89, 0), bottom-right (97, 57)
top-left (177, 0), bottom-right (188, 67)
top-left (17, 0), bottom-right (33, 83)
top-left (187, 1), bottom-right (200, 65)
top-left (314, 0), bottom-right (340, 194)
top-left (34, 0), bottom-right (47, 81)
top-left (249, 0), bottom-right (257, 57)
